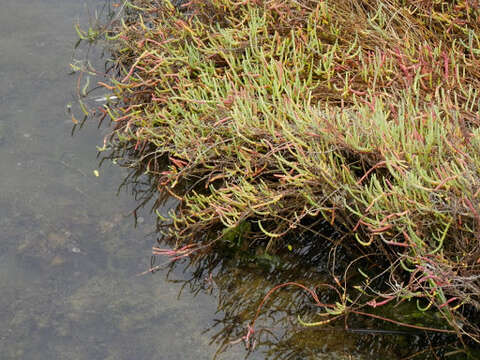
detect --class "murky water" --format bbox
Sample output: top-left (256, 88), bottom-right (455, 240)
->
top-left (0, 1), bottom-right (243, 359)
top-left (0, 1), bottom-right (473, 359)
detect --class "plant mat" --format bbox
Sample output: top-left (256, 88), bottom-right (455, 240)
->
top-left (77, 0), bottom-right (480, 349)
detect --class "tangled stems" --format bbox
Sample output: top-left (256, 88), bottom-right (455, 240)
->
top-left (81, 0), bottom-right (480, 344)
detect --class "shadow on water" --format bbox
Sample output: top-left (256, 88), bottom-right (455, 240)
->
top-left (111, 162), bottom-right (475, 360)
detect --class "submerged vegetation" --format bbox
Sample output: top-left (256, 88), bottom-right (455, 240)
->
top-left (78, 0), bottom-right (480, 352)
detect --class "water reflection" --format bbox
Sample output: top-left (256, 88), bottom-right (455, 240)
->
top-left (114, 164), bottom-right (467, 360)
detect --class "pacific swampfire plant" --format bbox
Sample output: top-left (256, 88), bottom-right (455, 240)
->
top-left (81, 0), bottom-right (480, 346)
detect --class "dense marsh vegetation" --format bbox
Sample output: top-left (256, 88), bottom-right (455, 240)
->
top-left (78, 0), bottom-right (480, 351)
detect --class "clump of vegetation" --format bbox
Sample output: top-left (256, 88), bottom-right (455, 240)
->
top-left (88, 0), bottom-right (480, 345)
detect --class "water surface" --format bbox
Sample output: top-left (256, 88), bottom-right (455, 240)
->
top-left (0, 1), bottom-right (245, 359)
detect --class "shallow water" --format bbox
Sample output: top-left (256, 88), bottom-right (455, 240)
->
top-left (0, 1), bottom-right (244, 359)
top-left (0, 1), bottom-right (472, 359)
